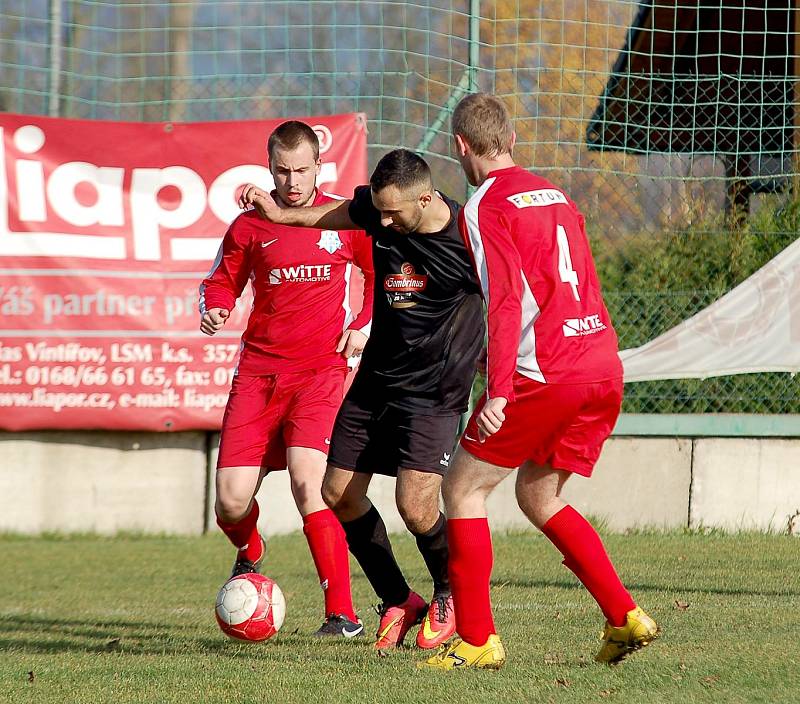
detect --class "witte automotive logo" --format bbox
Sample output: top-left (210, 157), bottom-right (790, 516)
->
top-left (269, 264), bottom-right (332, 284)
top-left (562, 315), bottom-right (607, 337)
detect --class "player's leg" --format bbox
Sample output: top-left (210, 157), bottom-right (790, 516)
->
top-left (419, 445), bottom-right (511, 670)
top-left (286, 447), bottom-right (361, 635)
top-left (281, 368), bottom-right (361, 635)
top-left (325, 463), bottom-right (428, 648)
top-left (516, 461), bottom-right (637, 622)
top-left (323, 394), bottom-right (418, 635)
top-left (215, 465), bottom-right (267, 576)
top-left (516, 462), bottom-right (637, 621)
top-left (515, 378), bottom-right (658, 664)
top-left (392, 410), bottom-right (463, 649)
top-left (323, 464), bottom-right (421, 642)
top-left (215, 375), bottom-right (280, 577)
top-left (516, 461), bottom-right (657, 662)
top-left (392, 467), bottom-right (450, 648)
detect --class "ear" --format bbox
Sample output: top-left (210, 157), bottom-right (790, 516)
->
top-left (419, 191), bottom-right (433, 208)
top-left (510, 131), bottom-right (517, 151)
top-left (454, 133), bottom-right (468, 157)
top-left (314, 158), bottom-right (322, 175)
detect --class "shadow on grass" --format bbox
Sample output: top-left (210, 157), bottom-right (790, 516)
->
top-left (495, 576), bottom-right (800, 598)
top-left (0, 614), bottom-right (365, 660)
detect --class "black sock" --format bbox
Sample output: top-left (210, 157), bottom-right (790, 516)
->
top-left (341, 505), bottom-right (410, 607)
top-left (413, 512), bottom-right (450, 598)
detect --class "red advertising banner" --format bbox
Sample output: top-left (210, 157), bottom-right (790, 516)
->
top-left (0, 113), bottom-right (368, 431)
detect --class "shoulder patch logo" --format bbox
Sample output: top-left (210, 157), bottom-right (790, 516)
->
top-left (317, 230), bottom-right (343, 254)
top-left (507, 188), bottom-right (568, 208)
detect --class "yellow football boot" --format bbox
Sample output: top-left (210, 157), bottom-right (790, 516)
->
top-left (595, 606), bottom-right (659, 664)
top-left (418, 634), bottom-right (506, 671)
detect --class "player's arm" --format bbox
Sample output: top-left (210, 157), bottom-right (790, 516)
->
top-left (336, 229), bottom-right (375, 358)
top-left (199, 220), bottom-right (252, 336)
top-left (239, 184), bottom-right (357, 231)
top-left (459, 206), bottom-right (524, 406)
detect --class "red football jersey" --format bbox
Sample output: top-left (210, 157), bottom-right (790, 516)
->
top-left (459, 166), bottom-right (622, 401)
top-left (200, 190), bottom-right (374, 376)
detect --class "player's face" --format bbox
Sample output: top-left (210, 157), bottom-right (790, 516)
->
top-left (269, 142), bottom-right (321, 208)
top-left (371, 184), bottom-right (426, 235)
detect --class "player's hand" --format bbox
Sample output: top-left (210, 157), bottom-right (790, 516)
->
top-left (336, 329), bottom-right (368, 359)
top-left (476, 397), bottom-right (508, 442)
top-left (238, 184), bottom-right (282, 222)
top-left (200, 308), bottom-right (230, 336)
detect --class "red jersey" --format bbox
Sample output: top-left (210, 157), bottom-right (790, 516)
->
top-left (200, 190), bottom-right (374, 376)
top-left (459, 166), bottom-right (621, 401)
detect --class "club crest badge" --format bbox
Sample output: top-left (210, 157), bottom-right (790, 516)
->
top-left (317, 230), bottom-right (343, 254)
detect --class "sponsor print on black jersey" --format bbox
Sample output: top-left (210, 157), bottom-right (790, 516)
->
top-left (383, 262), bottom-right (428, 308)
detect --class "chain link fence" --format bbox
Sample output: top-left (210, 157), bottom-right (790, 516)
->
top-left (2, 0), bottom-right (798, 413)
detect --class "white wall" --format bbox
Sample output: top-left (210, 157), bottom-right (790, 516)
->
top-left (0, 431), bottom-right (207, 534)
top-left (1, 433), bottom-right (798, 535)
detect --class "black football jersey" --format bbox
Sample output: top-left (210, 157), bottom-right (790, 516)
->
top-left (347, 185), bottom-right (484, 414)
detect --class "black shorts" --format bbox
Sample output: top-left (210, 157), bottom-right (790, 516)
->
top-left (328, 395), bottom-right (461, 477)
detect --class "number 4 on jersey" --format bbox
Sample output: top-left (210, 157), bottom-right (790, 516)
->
top-left (556, 224), bottom-right (580, 302)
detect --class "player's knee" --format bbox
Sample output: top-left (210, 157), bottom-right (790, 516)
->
top-left (321, 477), bottom-right (345, 513)
top-left (397, 497), bottom-right (437, 534)
top-left (441, 472), bottom-right (459, 509)
top-left (514, 489), bottom-right (547, 528)
top-left (291, 480), bottom-right (312, 507)
top-left (215, 494), bottom-right (251, 524)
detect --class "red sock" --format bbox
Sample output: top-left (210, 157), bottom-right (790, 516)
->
top-left (541, 505), bottom-right (635, 627)
top-left (216, 499), bottom-right (263, 563)
top-left (448, 517), bottom-right (496, 646)
top-left (303, 509), bottom-right (357, 622)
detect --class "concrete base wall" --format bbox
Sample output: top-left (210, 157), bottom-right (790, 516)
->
top-left (691, 438), bottom-right (800, 532)
top-left (0, 431), bottom-right (207, 535)
top-left (1, 433), bottom-right (798, 535)
top-left (486, 438), bottom-right (693, 532)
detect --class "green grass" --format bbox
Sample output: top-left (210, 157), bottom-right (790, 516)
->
top-left (1, 531), bottom-right (799, 703)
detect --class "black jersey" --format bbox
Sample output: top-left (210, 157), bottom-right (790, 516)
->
top-left (347, 185), bottom-right (484, 414)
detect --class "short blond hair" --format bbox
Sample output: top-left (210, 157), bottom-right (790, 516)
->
top-left (452, 93), bottom-right (514, 157)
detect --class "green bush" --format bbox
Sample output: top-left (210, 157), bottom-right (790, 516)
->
top-left (594, 196), bottom-right (800, 413)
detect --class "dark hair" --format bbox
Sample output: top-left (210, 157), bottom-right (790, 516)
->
top-left (268, 121), bottom-right (320, 162)
top-left (369, 149), bottom-right (432, 195)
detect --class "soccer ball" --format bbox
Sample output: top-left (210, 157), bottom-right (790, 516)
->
top-left (215, 573), bottom-right (286, 642)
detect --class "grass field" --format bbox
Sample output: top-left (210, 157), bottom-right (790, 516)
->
top-left (1, 530), bottom-right (798, 704)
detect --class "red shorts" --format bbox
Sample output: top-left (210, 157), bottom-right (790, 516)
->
top-left (217, 367), bottom-right (347, 470)
top-left (461, 375), bottom-right (623, 477)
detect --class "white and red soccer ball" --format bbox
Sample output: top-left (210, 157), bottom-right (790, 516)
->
top-left (215, 573), bottom-right (286, 642)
